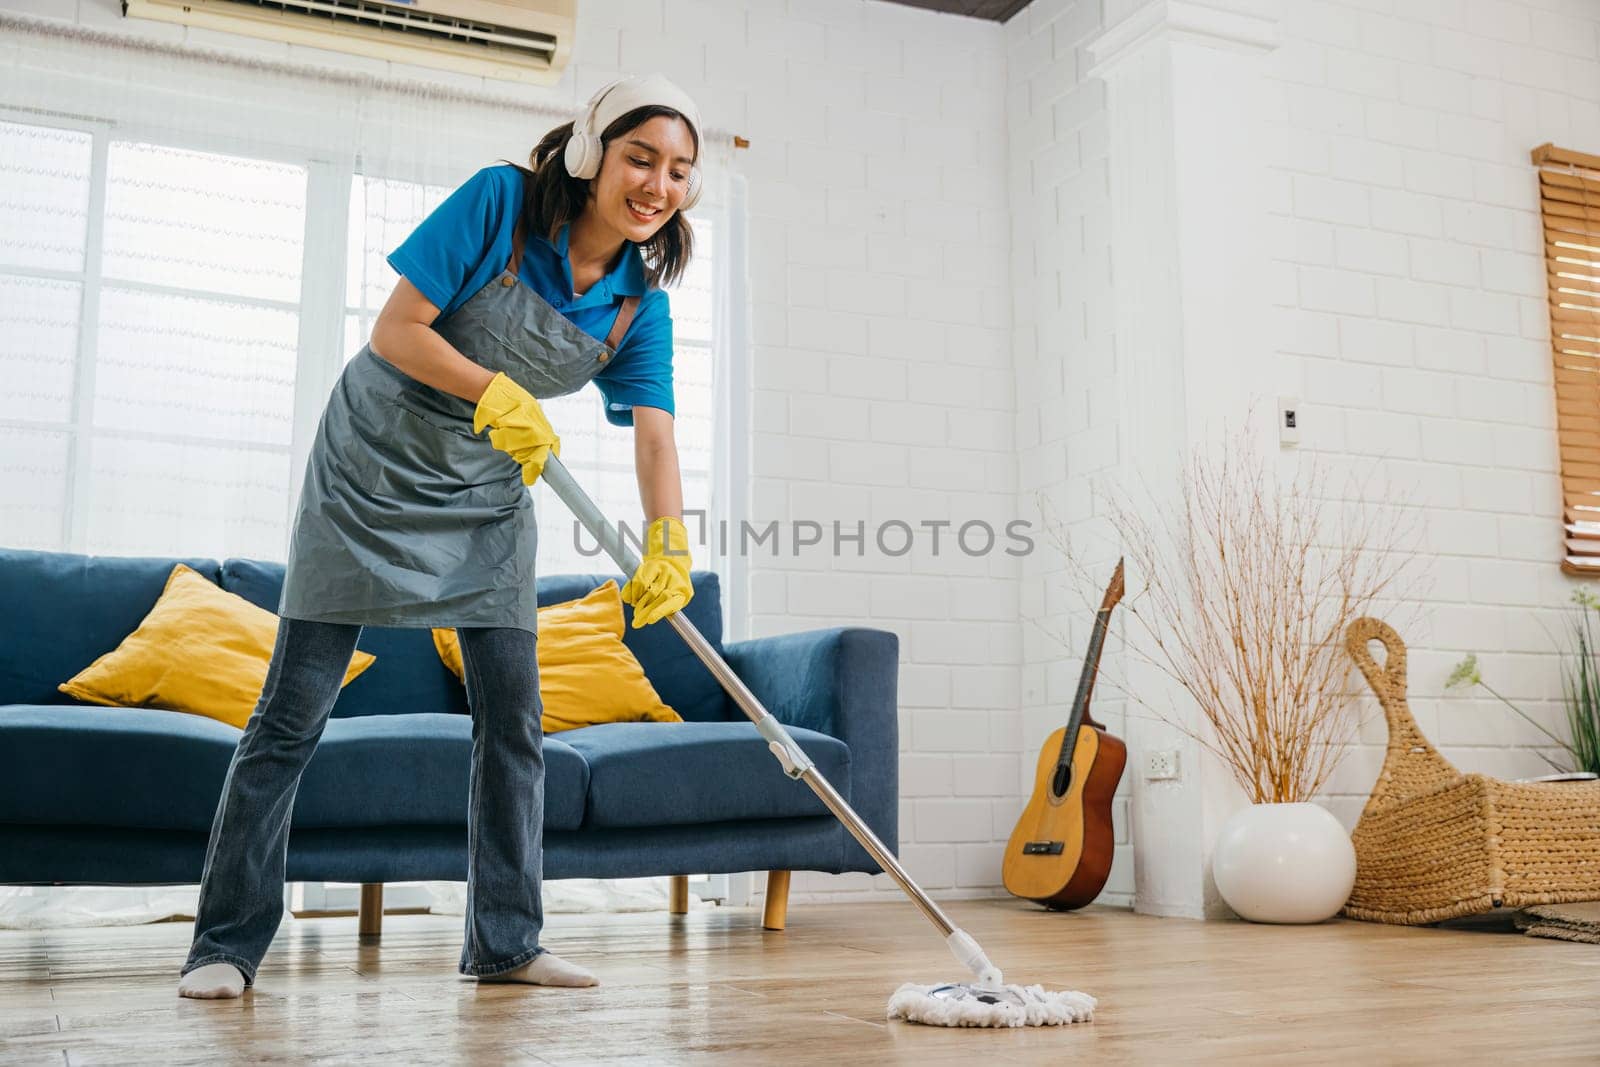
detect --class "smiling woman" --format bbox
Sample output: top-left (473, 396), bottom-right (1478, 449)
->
top-left (176, 73), bottom-right (716, 1001)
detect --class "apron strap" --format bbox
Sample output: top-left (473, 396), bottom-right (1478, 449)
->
top-left (605, 296), bottom-right (640, 352)
top-left (506, 223), bottom-right (526, 276)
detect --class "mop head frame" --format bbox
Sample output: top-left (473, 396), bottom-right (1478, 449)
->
top-left (886, 981), bottom-right (1096, 1028)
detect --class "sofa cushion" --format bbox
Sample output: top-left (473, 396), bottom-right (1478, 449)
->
top-left (557, 721), bottom-right (850, 829)
top-left (293, 714), bottom-right (587, 832)
top-left (59, 563), bottom-right (376, 729)
top-left (538, 571), bottom-right (729, 723)
top-left (433, 581), bottom-right (682, 733)
top-left (0, 549), bottom-right (221, 707)
top-left (0, 705), bottom-right (587, 833)
top-left (221, 558), bottom-right (468, 719)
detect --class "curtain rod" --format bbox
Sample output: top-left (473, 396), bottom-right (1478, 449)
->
top-left (0, 11), bottom-right (749, 150)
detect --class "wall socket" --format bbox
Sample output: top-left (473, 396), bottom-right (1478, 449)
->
top-left (1144, 749), bottom-right (1181, 780)
top-left (1279, 395), bottom-right (1301, 447)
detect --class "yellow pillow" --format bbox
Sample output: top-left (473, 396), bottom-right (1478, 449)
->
top-left (433, 580), bottom-right (681, 733)
top-left (59, 563), bottom-right (375, 730)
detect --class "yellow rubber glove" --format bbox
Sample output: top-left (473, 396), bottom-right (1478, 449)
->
top-left (473, 372), bottom-right (560, 486)
top-left (622, 516), bottom-right (694, 628)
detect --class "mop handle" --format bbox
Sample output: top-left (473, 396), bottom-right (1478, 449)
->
top-left (539, 454), bottom-right (978, 954)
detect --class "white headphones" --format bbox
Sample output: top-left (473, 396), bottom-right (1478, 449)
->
top-left (564, 74), bottom-right (705, 212)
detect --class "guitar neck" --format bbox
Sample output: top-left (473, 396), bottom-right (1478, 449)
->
top-left (1055, 608), bottom-right (1111, 767)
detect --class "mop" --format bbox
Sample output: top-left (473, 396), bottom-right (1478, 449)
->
top-left (540, 455), bottom-right (1096, 1029)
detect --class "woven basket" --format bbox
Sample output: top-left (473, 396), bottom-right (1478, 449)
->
top-left (1342, 617), bottom-right (1600, 925)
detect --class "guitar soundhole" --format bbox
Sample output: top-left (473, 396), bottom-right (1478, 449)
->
top-left (1051, 763), bottom-right (1072, 798)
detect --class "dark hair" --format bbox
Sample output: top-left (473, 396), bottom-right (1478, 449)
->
top-left (502, 105), bottom-right (698, 290)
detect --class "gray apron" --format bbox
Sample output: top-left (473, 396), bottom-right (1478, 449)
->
top-left (279, 227), bottom-right (640, 631)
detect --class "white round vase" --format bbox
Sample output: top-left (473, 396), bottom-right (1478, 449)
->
top-left (1211, 802), bottom-right (1356, 924)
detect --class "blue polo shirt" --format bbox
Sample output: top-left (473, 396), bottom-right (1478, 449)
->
top-left (386, 164), bottom-right (674, 427)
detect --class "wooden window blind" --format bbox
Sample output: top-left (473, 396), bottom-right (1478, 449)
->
top-left (1532, 142), bottom-right (1600, 576)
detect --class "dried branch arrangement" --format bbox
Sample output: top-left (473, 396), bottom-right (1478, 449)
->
top-left (1040, 425), bottom-right (1418, 804)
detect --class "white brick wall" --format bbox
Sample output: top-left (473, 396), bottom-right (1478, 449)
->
top-left (723, 3), bottom-right (1018, 906)
top-left (1265, 0), bottom-right (1600, 824)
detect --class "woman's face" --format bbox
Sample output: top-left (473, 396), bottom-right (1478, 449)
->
top-left (586, 114), bottom-right (697, 244)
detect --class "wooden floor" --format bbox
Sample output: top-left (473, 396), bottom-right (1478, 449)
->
top-left (2, 898), bottom-right (1598, 1064)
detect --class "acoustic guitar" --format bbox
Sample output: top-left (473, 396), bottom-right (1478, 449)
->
top-left (1002, 559), bottom-right (1128, 910)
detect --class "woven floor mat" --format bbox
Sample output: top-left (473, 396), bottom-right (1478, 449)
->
top-left (1513, 901), bottom-right (1600, 944)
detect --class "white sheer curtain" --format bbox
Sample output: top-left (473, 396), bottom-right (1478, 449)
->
top-left (0, 13), bottom-right (737, 928)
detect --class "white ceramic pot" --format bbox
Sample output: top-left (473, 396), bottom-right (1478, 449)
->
top-left (1211, 802), bottom-right (1356, 923)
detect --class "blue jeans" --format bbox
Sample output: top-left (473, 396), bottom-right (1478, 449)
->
top-left (180, 617), bottom-right (547, 985)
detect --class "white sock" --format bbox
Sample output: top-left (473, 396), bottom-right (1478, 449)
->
top-left (478, 951), bottom-right (598, 988)
top-left (178, 962), bottom-right (247, 999)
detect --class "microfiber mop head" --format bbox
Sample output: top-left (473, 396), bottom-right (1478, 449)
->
top-left (886, 981), bottom-right (1096, 1028)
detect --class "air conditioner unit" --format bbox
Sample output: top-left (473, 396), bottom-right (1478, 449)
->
top-left (122, 0), bottom-right (575, 85)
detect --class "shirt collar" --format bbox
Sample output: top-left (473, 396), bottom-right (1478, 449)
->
top-left (539, 223), bottom-right (648, 300)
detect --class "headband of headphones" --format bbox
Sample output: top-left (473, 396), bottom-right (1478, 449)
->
top-left (563, 74), bottom-right (704, 211)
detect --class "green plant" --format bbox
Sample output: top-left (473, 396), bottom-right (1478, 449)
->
top-left (1564, 590), bottom-right (1600, 774)
top-left (1446, 589), bottom-right (1600, 776)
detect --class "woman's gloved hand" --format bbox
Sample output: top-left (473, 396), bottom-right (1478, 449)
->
top-left (622, 516), bottom-right (694, 628)
top-left (473, 372), bottom-right (560, 486)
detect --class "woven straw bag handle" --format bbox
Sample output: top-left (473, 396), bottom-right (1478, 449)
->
top-left (1344, 616), bottom-right (1459, 814)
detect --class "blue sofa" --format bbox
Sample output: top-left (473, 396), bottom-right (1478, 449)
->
top-left (0, 548), bottom-right (899, 928)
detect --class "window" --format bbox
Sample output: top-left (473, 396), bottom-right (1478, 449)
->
top-left (0, 120), bottom-right (88, 547)
top-left (1, 118), bottom-right (306, 559)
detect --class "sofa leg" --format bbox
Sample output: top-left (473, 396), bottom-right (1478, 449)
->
top-left (670, 875), bottom-right (689, 915)
top-left (763, 870), bottom-right (790, 931)
top-left (359, 883), bottom-right (383, 938)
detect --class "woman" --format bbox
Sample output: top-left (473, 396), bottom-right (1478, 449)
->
top-left (177, 74), bottom-right (702, 999)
